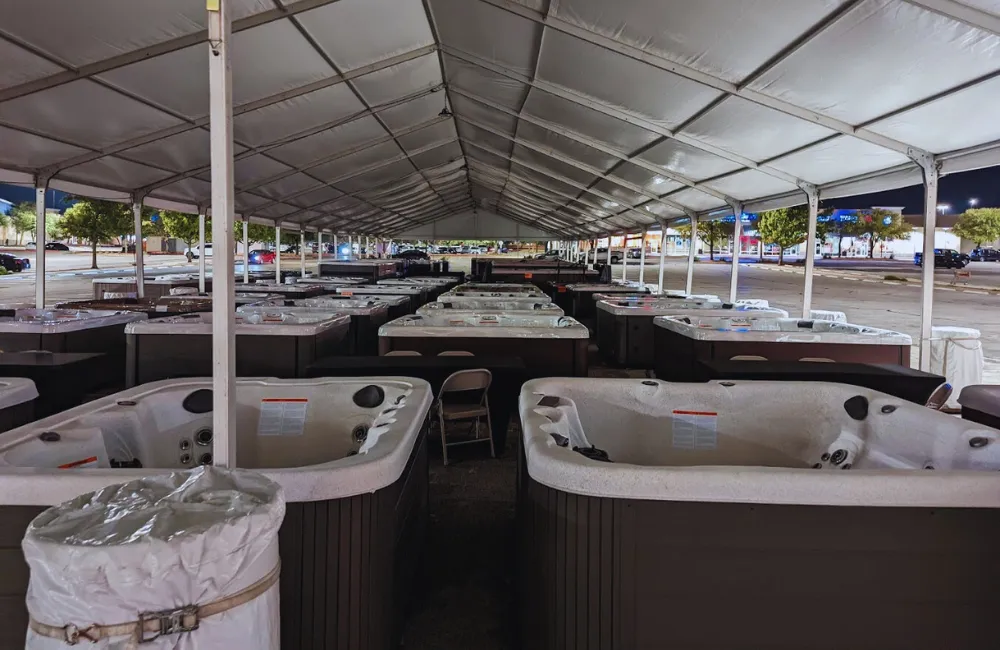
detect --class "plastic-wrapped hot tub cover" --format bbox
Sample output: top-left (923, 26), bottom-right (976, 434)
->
top-left (23, 466), bottom-right (284, 649)
top-left (0, 309), bottom-right (147, 333)
top-left (810, 309), bottom-right (848, 322)
top-left (339, 286), bottom-right (425, 296)
top-left (295, 295), bottom-right (410, 308)
top-left (0, 377), bottom-right (38, 409)
top-left (596, 299), bottom-right (788, 318)
top-left (380, 313), bottom-right (590, 339)
top-left (654, 316), bottom-right (912, 345)
top-left (564, 282), bottom-right (647, 292)
top-left (442, 290), bottom-right (548, 299)
top-left (234, 282), bottom-right (327, 294)
top-left (125, 311), bottom-right (350, 336)
top-left (239, 303), bottom-right (389, 317)
top-left (453, 284), bottom-right (540, 292)
top-left (297, 277), bottom-right (369, 285)
top-left (420, 300), bottom-right (562, 314)
top-left (930, 326), bottom-right (984, 410)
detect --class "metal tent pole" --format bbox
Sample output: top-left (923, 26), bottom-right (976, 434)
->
top-left (686, 214), bottom-right (698, 296)
top-left (208, 0), bottom-right (236, 467)
top-left (198, 212), bottom-right (207, 294)
top-left (317, 231), bottom-right (323, 265)
top-left (916, 155), bottom-right (940, 371)
top-left (801, 184), bottom-right (820, 318)
top-left (621, 234), bottom-right (629, 282)
top-left (132, 196), bottom-right (145, 298)
top-left (638, 229), bottom-right (647, 288)
top-left (657, 220), bottom-right (668, 293)
top-left (34, 180), bottom-right (48, 308)
top-left (728, 203), bottom-right (744, 303)
top-left (242, 219), bottom-right (249, 284)
top-left (274, 224), bottom-right (281, 281)
top-left (300, 229), bottom-right (306, 278)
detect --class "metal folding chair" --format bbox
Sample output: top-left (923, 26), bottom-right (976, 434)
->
top-left (435, 369), bottom-right (494, 466)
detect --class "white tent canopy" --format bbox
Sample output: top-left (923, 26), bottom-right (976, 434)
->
top-left (1, 0), bottom-right (998, 238)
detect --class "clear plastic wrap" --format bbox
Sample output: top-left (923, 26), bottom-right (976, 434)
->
top-left (233, 282), bottom-right (327, 294)
top-left (0, 309), bottom-right (147, 333)
top-left (596, 298), bottom-right (787, 318)
top-left (421, 299), bottom-right (562, 314)
top-left (125, 311), bottom-right (350, 336)
top-left (654, 316), bottom-right (912, 344)
top-left (0, 377), bottom-right (37, 409)
top-left (379, 313), bottom-right (589, 339)
top-left (23, 466), bottom-right (284, 649)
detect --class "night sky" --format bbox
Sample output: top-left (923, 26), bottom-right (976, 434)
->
top-left (830, 167), bottom-right (1000, 214)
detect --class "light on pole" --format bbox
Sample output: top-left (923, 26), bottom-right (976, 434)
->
top-left (969, 198), bottom-right (979, 207)
top-left (936, 203), bottom-right (951, 214)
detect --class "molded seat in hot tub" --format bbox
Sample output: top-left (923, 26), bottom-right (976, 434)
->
top-left (596, 299), bottom-right (787, 368)
top-left (517, 377), bottom-right (1000, 650)
top-left (0, 376), bottom-right (432, 650)
top-left (239, 301), bottom-right (389, 355)
top-left (124, 311), bottom-right (351, 386)
top-left (653, 316), bottom-right (912, 381)
top-left (379, 312), bottom-right (590, 376)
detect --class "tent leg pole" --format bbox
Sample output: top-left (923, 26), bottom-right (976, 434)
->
top-left (621, 234), bottom-right (628, 282)
top-left (34, 179), bottom-right (48, 308)
top-left (728, 202), bottom-right (744, 303)
top-left (208, 0), bottom-right (236, 467)
top-left (242, 220), bottom-right (249, 284)
top-left (132, 197), bottom-right (145, 299)
top-left (917, 155), bottom-right (940, 371)
top-left (686, 214), bottom-right (697, 296)
top-left (198, 212), bottom-right (207, 294)
top-left (801, 183), bottom-right (820, 318)
top-left (300, 229), bottom-right (306, 277)
top-left (638, 229), bottom-right (647, 288)
top-left (275, 225), bottom-right (282, 281)
top-left (657, 220), bottom-right (667, 293)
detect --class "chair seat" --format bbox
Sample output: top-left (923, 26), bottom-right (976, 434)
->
top-left (440, 403), bottom-right (489, 420)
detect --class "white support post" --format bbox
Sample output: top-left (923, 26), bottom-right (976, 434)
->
top-left (801, 183), bottom-right (820, 318)
top-left (132, 197), bottom-right (145, 299)
top-left (317, 231), bottom-right (323, 264)
top-left (917, 155), bottom-right (940, 371)
top-left (207, 0), bottom-right (236, 468)
top-left (638, 229), bottom-right (648, 288)
top-left (275, 225), bottom-right (282, 281)
top-left (198, 212), bottom-right (207, 294)
top-left (34, 180), bottom-right (47, 308)
top-left (621, 234), bottom-right (629, 282)
top-left (333, 234), bottom-right (338, 258)
top-left (657, 221), bottom-right (668, 293)
top-left (728, 202), bottom-right (744, 303)
top-left (366, 235), bottom-right (371, 258)
top-left (348, 234), bottom-right (353, 258)
top-left (242, 219), bottom-right (249, 284)
top-left (605, 236), bottom-right (612, 267)
top-left (686, 214), bottom-right (698, 296)
top-left (300, 229), bottom-right (306, 278)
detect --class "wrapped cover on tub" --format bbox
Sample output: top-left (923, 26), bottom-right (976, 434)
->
top-left (419, 301), bottom-right (563, 316)
top-left (654, 316), bottom-right (912, 345)
top-left (597, 299), bottom-right (787, 318)
top-left (380, 313), bottom-right (589, 339)
top-left (23, 466), bottom-right (284, 649)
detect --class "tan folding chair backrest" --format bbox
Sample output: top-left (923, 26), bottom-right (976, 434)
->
top-left (730, 354), bottom-right (767, 361)
top-left (440, 369), bottom-right (492, 394)
top-left (800, 357), bottom-right (835, 362)
top-left (438, 351), bottom-right (475, 356)
top-left (385, 350), bottom-right (422, 356)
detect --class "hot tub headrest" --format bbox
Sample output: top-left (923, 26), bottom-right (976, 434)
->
top-left (182, 388), bottom-right (213, 414)
top-left (844, 395), bottom-right (869, 421)
top-left (797, 319), bottom-right (815, 329)
top-left (353, 385), bottom-right (386, 409)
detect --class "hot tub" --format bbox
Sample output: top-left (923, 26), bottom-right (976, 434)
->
top-left (295, 276), bottom-right (370, 293)
top-left (597, 299), bottom-right (788, 368)
top-left (378, 278), bottom-right (448, 301)
top-left (654, 316), bottom-right (913, 382)
top-left (55, 297), bottom-right (213, 318)
top-left (239, 301), bottom-right (389, 355)
top-left (156, 291), bottom-right (287, 306)
top-left (0, 309), bottom-right (146, 361)
top-left (337, 285), bottom-right (426, 313)
top-left (517, 378), bottom-right (1000, 650)
top-left (234, 281), bottom-right (327, 299)
top-left (452, 283), bottom-right (541, 292)
top-left (320, 260), bottom-right (399, 282)
top-left (124, 311), bottom-right (351, 386)
top-left (554, 282), bottom-right (649, 323)
top-left (430, 296), bottom-right (556, 311)
top-left (418, 301), bottom-right (564, 316)
top-left (0, 376), bottom-right (431, 650)
top-left (0, 378), bottom-right (37, 433)
top-left (379, 313), bottom-right (590, 376)
top-left (92, 274), bottom-right (203, 300)
top-left (443, 289), bottom-right (549, 300)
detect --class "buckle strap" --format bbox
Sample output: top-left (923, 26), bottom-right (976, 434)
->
top-left (30, 561), bottom-right (279, 645)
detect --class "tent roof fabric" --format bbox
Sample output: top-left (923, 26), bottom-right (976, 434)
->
top-left (1, 0), bottom-right (999, 237)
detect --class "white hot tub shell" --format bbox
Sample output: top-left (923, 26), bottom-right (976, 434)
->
top-left (517, 377), bottom-right (1000, 650)
top-left (0, 376), bottom-right (432, 650)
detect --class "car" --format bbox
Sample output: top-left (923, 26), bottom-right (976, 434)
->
top-left (532, 251), bottom-right (562, 261)
top-left (184, 243), bottom-right (212, 260)
top-left (915, 249), bottom-right (968, 269)
top-left (0, 254), bottom-right (27, 273)
top-left (970, 247), bottom-right (1000, 262)
top-left (392, 249), bottom-right (430, 260)
top-left (44, 242), bottom-right (70, 251)
top-left (248, 249), bottom-right (276, 264)
top-left (595, 247), bottom-right (626, 264)
top-left (627, 247), bottom-right (643, 259)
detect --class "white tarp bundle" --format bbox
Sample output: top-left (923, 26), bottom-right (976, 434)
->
top-left (23, 467), bottom-right (284, 650)
top-left (930, 325), bottom-right (984, 409)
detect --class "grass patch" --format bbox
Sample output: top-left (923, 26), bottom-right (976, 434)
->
top-left (883, 275), bottom-right (908, 282)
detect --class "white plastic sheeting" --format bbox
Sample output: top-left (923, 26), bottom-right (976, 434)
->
top-left (23, 467), bottom-right (283, 649)
top-left (930, 325), bottom-right (985, 409)
top-left (2, 0), bottom-right (1000, 237)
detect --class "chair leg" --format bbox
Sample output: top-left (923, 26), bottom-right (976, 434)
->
top-left (438, 409), bottom-right (449, 466)
top-left (486, 401), bottom-right (495, 459)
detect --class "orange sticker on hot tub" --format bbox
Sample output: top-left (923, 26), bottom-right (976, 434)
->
top-left (59, 456), bottom-right (98, 469)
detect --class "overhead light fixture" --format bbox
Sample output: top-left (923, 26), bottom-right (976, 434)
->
top-left (439, 97), bottom-right (452, 117)
top-left (652, 177), bottom-right (664, 185)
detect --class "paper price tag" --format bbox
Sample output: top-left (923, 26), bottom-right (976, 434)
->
top-left (258, 398), bottom-right (308, 436)
top-left (671, 410), bottom-right (718, 450)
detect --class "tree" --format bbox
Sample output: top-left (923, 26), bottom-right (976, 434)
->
top-left (161, 211), bottom-right (205, 254)
top-left (756, 206), bottom-right (818, 266)
top-left (675, 220), bottom-right (735, 261)
top-left (825, 212), bottom-right (855, 257)
top-left (9, 202), bottom-right (35, 245)
top-left (849, 208), bottom-right (912, 259)
top-left (60, 199), bottom-right (132, 269)
top-left (951, 208), bottom-right (1000, 247)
